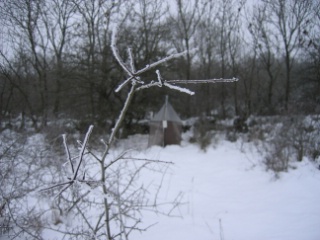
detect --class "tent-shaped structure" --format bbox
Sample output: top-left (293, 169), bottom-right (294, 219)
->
top-left (148, 97), bottom-right (182, 147)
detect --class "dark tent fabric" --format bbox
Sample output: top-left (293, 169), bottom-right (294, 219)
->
top-left (148, 99), bottom-right (182, 147)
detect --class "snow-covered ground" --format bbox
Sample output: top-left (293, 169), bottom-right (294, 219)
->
top-left (126, 134), bottom-right (320, 240)
top-left (2, 129), bottom-right (320, 240)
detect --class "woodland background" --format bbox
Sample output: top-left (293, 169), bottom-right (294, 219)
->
top-left (0, 0), bottom-right (319, 134)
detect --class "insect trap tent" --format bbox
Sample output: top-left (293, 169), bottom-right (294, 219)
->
top-left (148, 97), bottom-right (182, 147)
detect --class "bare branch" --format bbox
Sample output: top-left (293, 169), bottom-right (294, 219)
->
top-left (104, 149), bottom-right (134, 170)
top-left (115, 76), bottom-right (135, 93)
top-left (127, 47), bottom-right (136, 73)
top-left (166, 77), bottom-right (239, 84)
top-left (111, 26), bottom-right (133, 77)
top-left (40, 180), bottom-right (72, 192)
top-left (135, 81), bottom-right (161, 91)
top-left (72, 125), bottom-right (94, 181)
top-left (135, 49), bottom-right (193, 76)
top-left (62, 134), bottom-right (74, 173)
top-left (108, 85), bottom-right (136, 147)
top-left (163, 82), bottom-right (195, 95)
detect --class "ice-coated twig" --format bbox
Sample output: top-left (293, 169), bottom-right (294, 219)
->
top-left (135, 80), bottom-right (160, 91)
top-left (40, 126), bottom-right (94, 193)
top-left (136, 70), bottom-right (194, 95)
top-left (108, 84), bottom-right (136, 146)
top-left (163, 82), bottom-right (194, 95)
top-left (104, 149), bottom-right (134, 170)
top-left (135, 50), bottom-right (191, 76)
top-left (155, 69), bottom-right (195, 95)
top-left (111, 26), bottom-right (133, 77)
top-left (115, 76), bottom-right (135, 92)
top-left (128, 47), bottom-right (136, 73)
top-left (72, 125), bottom-right (94, 181)
top-left (136, 77), bottom-right (239, 92)
top-left (62, 134), bottom-right (74, 173)
top-left (121, 157), bottom-right (173, 165)
top-left (112, 24), bottom-right (198, 93)
top-left (166, 77), bottom-right (239, 84)
top-left (112, 29), bottom-right (145, 92)
top-left (155, 70), bottom-right (163, 86)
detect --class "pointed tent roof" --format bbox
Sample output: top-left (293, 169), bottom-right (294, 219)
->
top-left (151, 97), bottom-right (181, 123)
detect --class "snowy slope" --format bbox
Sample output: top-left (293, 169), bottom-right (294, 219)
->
top-left (128, 137), bottom-right (320, 240)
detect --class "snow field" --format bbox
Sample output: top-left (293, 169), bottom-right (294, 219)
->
top-left (3, 130), bottom-right (319, 240)
top-left (130, 138), bottom-right (320, 240)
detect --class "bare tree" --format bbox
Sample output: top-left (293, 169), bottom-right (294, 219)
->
top-left (0, 53), bottom-right (39, 129)
top-left (224, 0), bottom-right (245, 116)
top-left (130, 0), bottom-right (169, 65)
top-left (248, 4), bottom-right (283, 114)
top-left (167, 0), bottom-right (207, 117)
top-left (1, 0), bottom-right (50, 128)
top-left (71, 0), bottom-right (123, 122)
top-left (195, 1), bottom-right (219, 115)
top-left (169, 0), bottom-right (205, 81)
top-left (220, 0), bottom-right (246, 117)
top-left (195, 0), bottom-right (244, 116)
top-left (294, 1), bottom-right (320, 113)
top-left (41, 0), bottom-right (77, 117)
top-left (262, 0), bottom-right (313, 111)
top-left (0, 131), bottom-right (56, 239)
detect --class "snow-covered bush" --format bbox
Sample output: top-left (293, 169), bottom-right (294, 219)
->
top-left (247, 115), bottom-right (320, 175)
top-left (0, 130), bottom-right (48, 239)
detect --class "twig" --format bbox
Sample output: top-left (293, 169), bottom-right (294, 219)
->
top-left (72, 125), bottom-right (94, 181)
top-left (111, 26), bottom-right (133, 77)
top-left (62, 134), bottom-right (74, 173)
top-left (108, 85), bottom-right (136, 147)
top-left (40, 181), bottom-right (72, 192)
top-left (128, 47), bottom-right (136, 73)
top-left (135, 49), bottom-right (192, 76)
top-left (166, 77), bottom-right (239, 84)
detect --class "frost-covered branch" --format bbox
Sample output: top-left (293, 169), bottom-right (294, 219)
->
top-left (156, 69), bottom-right (163, 85)
top-left (128, 47), bottom-right (136, 73)
top-left (136, 69), bottom-right (194, 95)
top-left (40, 125), bottom-right (94, 193)
top-left (112, 25), bottom-right (199, 93)
top-left (163, 82), bottom-right (195, 95)
top-left (72, 125), bottom-right (94, 181)
top-left (112, 25), bottom-right (237, 97)
top-left (166, 77), bottom-right (239, 84)
top-left (111, 26), bottom-right (133, 78)
top-left (62, 134), bottom-right (73, 173)
top-left (135, 80), bottom-right (160, 91)
top-left (108, 84), bottom-right (136, 146)
top-left (135, 50), bottom-right (192, 76)
top-left (136, 76), bottom-right (239, 94)
top-left (115, 76), bottom-right (135, 92)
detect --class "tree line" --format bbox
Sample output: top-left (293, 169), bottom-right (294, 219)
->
top-left (0, 0), bottom-right (319, 132)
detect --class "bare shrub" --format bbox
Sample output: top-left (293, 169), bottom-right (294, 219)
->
top-left (264, 141), bottom-right (293, 174)
top-left (0, 130), bottom-right (46, 239)
top-left (254, 115), bottom-right (320, 175)
top-left (190, 115), bottom-right (215, 151)
top-left (278, 115), bottom-right (320, 162)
